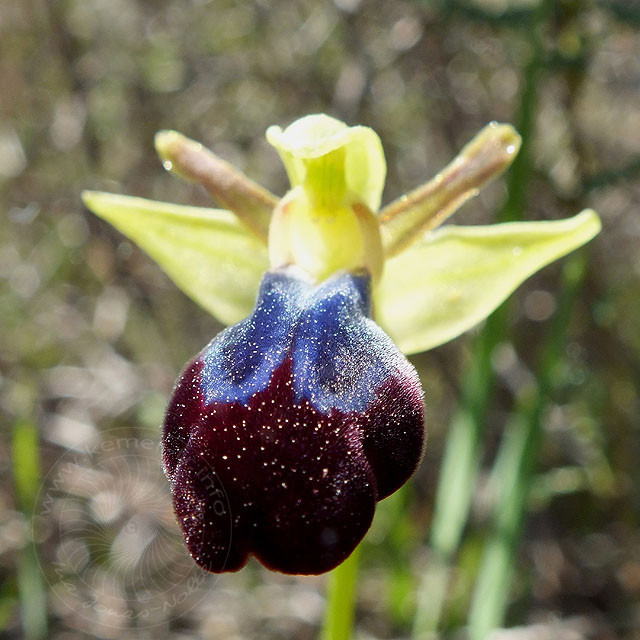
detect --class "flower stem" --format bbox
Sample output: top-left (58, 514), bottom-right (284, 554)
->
top-left (321, 545), bottom-right (362, 640)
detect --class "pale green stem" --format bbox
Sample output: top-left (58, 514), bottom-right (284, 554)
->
top-left (321, 545), bottom-right (362, 640)
top-left (155, 130), bottom-right (277, 241)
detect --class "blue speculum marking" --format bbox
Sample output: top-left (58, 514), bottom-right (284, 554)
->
top-left (200, 268), bottom-right (400, 414)
top-left (199, 270), bottom-right (308, 405)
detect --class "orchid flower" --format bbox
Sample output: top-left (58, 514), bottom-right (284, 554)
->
top-left (82, 114), bottom-right (600, 575)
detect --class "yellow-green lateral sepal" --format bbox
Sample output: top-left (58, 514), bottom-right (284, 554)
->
top-left (82, 191), bottom-right (268, 325)
top-left (266, 114), bottom-right (386, 212)
top-left (374, 209), bottom-right (601, 355)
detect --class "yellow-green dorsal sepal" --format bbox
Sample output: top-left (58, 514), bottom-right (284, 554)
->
top-left (266, 114), bottom-right (385, 282)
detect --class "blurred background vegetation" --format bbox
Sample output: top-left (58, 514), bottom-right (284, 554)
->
top-left (1, 0), bottom-right (640, 638)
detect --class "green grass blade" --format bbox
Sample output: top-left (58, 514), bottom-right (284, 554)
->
top-left (412, 3), bottom-right (550, 631)
top-left (467, 254), bottom-right (588, 639)
top-left (412, 313), bottom-right (500, 637)
top-left (12, 420), bottom-right (47, 640)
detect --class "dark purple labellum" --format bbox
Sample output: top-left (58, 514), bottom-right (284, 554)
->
top-left (162, 267), bottom-right (425, 575)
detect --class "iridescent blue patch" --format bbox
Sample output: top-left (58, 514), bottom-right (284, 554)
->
top-left (200, 268), bottom-right (404, 414)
